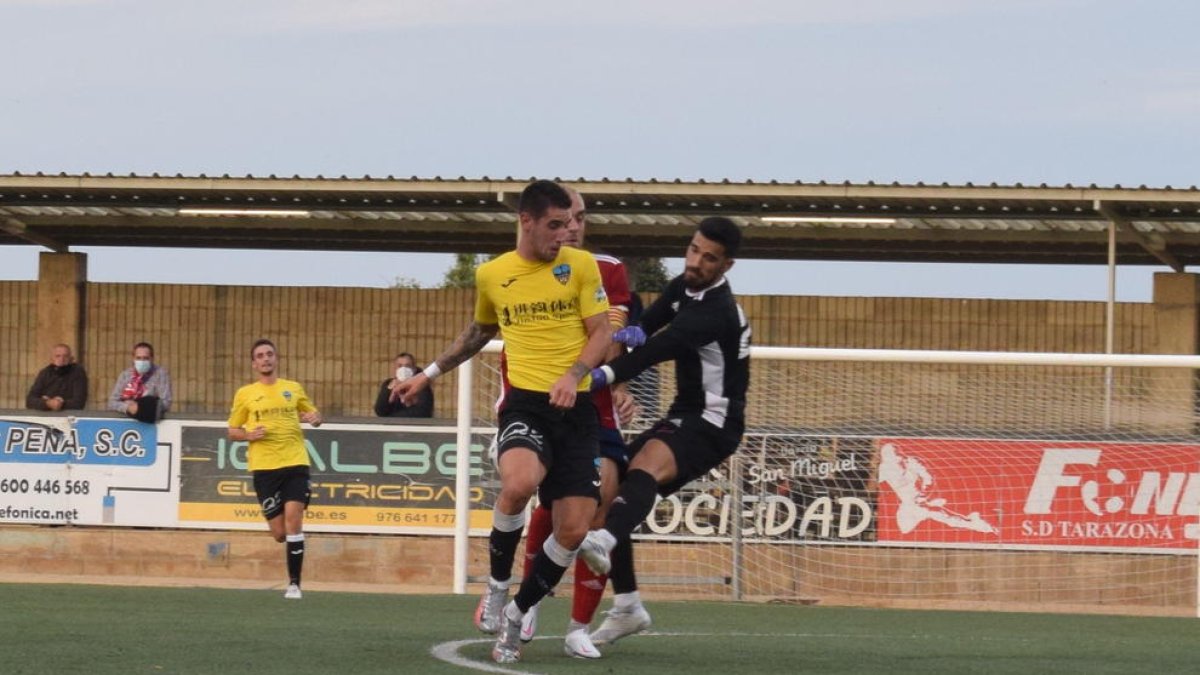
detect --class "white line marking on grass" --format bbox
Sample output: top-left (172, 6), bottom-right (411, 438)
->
top-left (429, 637), bottom-right (546, 675)
top-left (430, 630), bottom-right (1037, 672)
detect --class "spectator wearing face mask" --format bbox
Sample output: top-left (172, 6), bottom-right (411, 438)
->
top-left (108, 341), bottom-right (173, 423)
top-left (26, 343), bottom-right (89, 411)
top-left (375, 352), bottom-right (434, 418)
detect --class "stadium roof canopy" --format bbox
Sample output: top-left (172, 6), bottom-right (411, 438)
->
top-left (3, 172), bottom-right (1200, 270)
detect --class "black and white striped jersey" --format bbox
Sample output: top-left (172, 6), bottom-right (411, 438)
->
top-left (607, 274), bottom-right (751, 435)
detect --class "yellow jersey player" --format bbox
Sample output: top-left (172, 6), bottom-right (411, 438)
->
top-left (393, 179), bottom-right (613, 664)
top-left (227, 338), bottom-right (322, 600)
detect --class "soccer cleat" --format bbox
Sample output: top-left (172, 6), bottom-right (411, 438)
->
top-left (590, 605), bottom-right (652, 645)
top-left (577, 531), bottom-right (612, 575)
top-left (474, 580), bottom-right (509, 634)
top-left (283, 584), bottom-right (302, 600)
top-left (491, 609), bottom-right (523, 664)
top-left (563, 628), bottom-right (602, 659)
top-left (519, 601), bottom-right (539, 642)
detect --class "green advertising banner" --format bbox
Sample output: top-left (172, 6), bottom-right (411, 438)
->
top-left (178, 424), bottom-right (498, 533)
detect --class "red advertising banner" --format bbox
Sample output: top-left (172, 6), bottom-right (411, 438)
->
top-left (875, 438), bottom-right (1200, 551)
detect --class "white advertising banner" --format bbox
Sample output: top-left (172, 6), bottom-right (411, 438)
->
top-left (0, 414), bottom-right (178, 527)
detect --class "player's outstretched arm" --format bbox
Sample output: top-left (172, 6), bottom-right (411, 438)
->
top-left (593, 326), bottom-right (689, 391)
top-left (393, 321), bottom-right (499, 404)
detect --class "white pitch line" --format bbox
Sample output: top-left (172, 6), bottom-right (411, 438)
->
top-left (429, 637), bottom-right (547, 675)
top-left (429, 630), bottom-right (1038, 673)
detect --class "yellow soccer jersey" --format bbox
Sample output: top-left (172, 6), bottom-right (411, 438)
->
top-left (475, 246), bottom-right (609, 392)
top-left (227, 379), bottom-right (317, 471)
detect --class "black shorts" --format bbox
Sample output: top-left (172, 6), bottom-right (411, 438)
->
top-left (628, 415), bottom-right (742, 497)
top-left (497, 387), bottom-right (600, 503)
top-left (252, 465), bottom-right (312, 520)
top-left (598, 427), bottom-right (629, 467)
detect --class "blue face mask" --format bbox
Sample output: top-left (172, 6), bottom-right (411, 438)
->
top-left (134, 359), bottom-right (152, 375)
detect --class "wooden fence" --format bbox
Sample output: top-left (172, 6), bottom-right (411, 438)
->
top-left (0, 282), bottom-right (1155, 417)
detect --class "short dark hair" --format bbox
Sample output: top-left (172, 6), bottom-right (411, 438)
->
top-left (251, 338), bottom-right (276, 358)
top-left (697, 216), bottom-right (742, 258)
top-left (396, 352), bottom-right (418, 366)
top-left (517, 180), bottom-right (572, 220)
top-left (133, 341), bottom-right (154, 358)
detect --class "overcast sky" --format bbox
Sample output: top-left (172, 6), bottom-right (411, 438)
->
top-left (3, 0), bottom-right (1197, 300)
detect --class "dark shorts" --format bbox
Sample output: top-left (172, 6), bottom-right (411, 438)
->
top-left (497, 387), bottom-right (600, 503)
top-left (598, 426), bottom-right (629, 467)
top-left (252, 465), bottom-right (312, 520)
top-left (628, 415), bottom-right (742, 497)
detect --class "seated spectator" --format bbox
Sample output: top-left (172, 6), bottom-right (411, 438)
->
top-left (26, 343), bottom-right (88, 411)
top-left (375, 352), bottom-right (434, 418)
top-left (108, 341), bottom-right (173, 423)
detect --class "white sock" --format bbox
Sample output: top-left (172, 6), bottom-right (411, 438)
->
top-left (544, 534), bottom-right (576, 567)
top-left (613, 591), bottom-right (642, 610)
top-left (503, 600), bottom-right (524, 622)
top-left (492, 507), bottom-right (526, 533)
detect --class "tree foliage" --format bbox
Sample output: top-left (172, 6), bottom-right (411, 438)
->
top-left (388, 276), bottom-right (423, 289)
top-left (624, 256), bottom-right (670, 293)
top-left (441, 253), bottom-right (487, 289)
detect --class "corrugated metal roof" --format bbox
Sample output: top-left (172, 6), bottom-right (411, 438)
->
top-left (3, 172), bottom-right (1200, 267)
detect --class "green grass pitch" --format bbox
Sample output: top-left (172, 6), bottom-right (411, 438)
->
top-left (1, 583), bottom-right (1196, 674)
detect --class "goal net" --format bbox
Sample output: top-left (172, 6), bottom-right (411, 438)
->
top-left (462, 344), bottom-right (1200, 616)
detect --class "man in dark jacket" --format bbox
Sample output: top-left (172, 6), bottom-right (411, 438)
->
top-left (26, 343), bottom-right (89, 411)
top-left (375, 352), bottom-right (434, 417)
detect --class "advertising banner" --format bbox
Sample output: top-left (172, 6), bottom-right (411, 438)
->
top-left (0, 415), bottom-right (176, 526)
top-left (640, 434), bottom-right (877, 542)
top-left (178, 423), bottom-right (497, 534)
top-left (875, 438), bottom-right (1200, 552)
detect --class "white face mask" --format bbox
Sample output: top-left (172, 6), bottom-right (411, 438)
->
top-left (395, 366), bottom-right (414, 382)
top-left (134, 359), bottom-right (152, 375)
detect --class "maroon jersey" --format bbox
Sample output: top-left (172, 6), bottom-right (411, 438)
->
top-left (591, 252), bottom-right (632, 430)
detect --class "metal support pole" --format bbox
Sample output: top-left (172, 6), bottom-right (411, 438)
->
top-left (452, 357), bottom-right (475, 594)
top-left (729, 453), bottom-right (743, 600)
top-left (1105, 215), bottom-right (1117, 428)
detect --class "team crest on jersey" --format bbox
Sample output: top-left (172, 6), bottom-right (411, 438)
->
top-left (594, 285), bottom-right (608, 303)
top-left (282, 390), bottom-right (293, 401)
top-left (553, 263), bottom-right (571, 285)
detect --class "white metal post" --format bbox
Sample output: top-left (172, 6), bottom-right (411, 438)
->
top-left (1105, 216), bottom-right (1117, 428)
top-left (452, 356), bottom-right (475, 594)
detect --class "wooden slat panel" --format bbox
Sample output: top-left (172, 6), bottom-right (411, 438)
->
top-left (0, 281), bottom-right (37, 409)
top-left (0, 281), bottom-right (1163, 416)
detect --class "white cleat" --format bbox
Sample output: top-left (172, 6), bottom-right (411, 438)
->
top-left (577, 531), bottom-right (612, 575)
top-left (519, 601), bottom-right (539, 643)
top-left (491, 610), bottom-right (523, 664)
top-left (474, 580), bottom-right (510, 634)
top-left (590, 605), bottom-right (652, 645)
top-left (283, 584), bottom-right (302, 600)
top-left (564, 628), bottom-right (602, 659)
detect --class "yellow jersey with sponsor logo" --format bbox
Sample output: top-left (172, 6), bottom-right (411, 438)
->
top-left (475, 247), bottom-right (609, 392)
top-left (227, 379), bottom-right (317, 471)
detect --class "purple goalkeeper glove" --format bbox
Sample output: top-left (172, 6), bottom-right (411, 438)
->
top-left (613, 325), bottom-right (646, 347)
top-left (589, 367), bottom-right (609, 392)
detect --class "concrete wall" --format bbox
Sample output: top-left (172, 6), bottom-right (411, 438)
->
top-left (0, 526), bottom-right (1190, 615)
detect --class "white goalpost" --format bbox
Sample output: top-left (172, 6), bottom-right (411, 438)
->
top-left (454, 343), bottom-right (1200, 617)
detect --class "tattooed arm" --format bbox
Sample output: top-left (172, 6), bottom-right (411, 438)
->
top-left (392, 321), bottom-right (499, 406)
